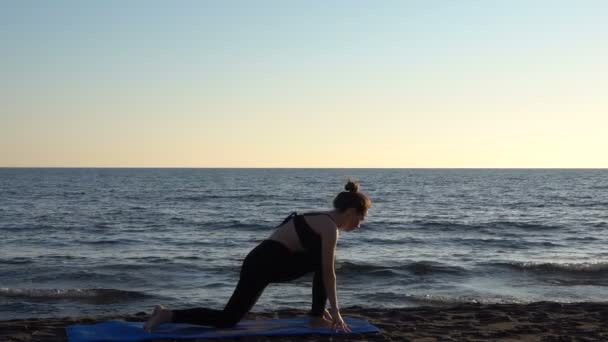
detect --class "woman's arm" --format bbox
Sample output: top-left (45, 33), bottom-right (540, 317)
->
top-left (320, 227), bottom-right (338, 312)
top-left (319, 227), bottom-right (350, 332)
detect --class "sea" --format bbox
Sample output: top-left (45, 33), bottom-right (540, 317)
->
top-left (1, 168), bottom-right (607, 320)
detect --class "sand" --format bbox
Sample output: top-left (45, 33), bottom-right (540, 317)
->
top-left (1, 302), bottom-right (607, 341)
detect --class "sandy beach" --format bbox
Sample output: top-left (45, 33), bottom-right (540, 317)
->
top-left (1, 302), bottom-right (607, 341)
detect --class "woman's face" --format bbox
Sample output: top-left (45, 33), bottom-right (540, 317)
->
top-left (343, 208), bottom-right (366, 232)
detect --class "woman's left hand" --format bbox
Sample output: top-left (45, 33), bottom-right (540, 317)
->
top-left (330, 308), bottom-right (351, 333)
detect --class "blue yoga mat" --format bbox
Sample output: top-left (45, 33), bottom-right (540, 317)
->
top-left (66, 316), bottom-right (380, 342)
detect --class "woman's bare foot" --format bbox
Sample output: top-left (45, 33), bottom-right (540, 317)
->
top-left (308, 315), bottom-right (333, 329)
top-left (143, 305), bottom-right (173, 332)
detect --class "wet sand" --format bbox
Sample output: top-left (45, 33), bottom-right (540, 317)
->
top-left (1, 302), bottom-right (607, 341)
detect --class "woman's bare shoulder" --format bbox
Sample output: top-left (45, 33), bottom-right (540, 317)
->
top-left (302, 212), bottom-right (337, 238)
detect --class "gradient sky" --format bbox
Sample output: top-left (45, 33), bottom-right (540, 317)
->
top-left (1, 1), bottom-right (607, 167)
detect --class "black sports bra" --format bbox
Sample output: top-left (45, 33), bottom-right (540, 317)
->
top-left (277, 211), bottom-right (336, 254)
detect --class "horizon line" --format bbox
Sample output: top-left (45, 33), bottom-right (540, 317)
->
top-left (1, 167), bottom-right (607, 170)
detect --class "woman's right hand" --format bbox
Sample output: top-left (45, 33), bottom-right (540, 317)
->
top-left (330, 308), bottom-right (351, 333)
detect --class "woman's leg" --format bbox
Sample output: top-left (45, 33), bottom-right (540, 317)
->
top-left (144, 274), bottom-right (270, 330)
top-left (143, 304), bottom-right (173, 331)
top-left (150, 241), bottom-right (309, 330)
top-left (170, 241), bottom-right (282, 328)
top-left (310, 268), bottom-right (327, 316)
top-left (171, 273), bottom-right (268, 328)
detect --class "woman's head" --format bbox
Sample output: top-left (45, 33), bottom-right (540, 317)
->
top-left (333, 180), bottom-right (371, 231)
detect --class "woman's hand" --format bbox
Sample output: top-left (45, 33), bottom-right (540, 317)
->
top-left (330, 308), bottom-right (351, 333)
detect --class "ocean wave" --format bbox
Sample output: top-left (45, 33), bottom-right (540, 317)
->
top-left (170, 239), bottom-right (239, 248)
top-left (451, 238), bottom-right (564, 249)
top-left (0, 288), bottom-right (148, 304)
top-left (1, 224), bottom-right (59, 231)
top-left (175, 255), bottom-right (203, 260)
top-left (169, 194), bottom-right (274, 202)
top-left (481, 261), bottom-right (608, 276)
top-left (410, 220), bottom-right (562, 231)
top-left (404, 293), bottom-right (524, 306)
top-left (568, 202), bottom-right (608, 208)
top-left (30, 270), bottom-right (143, 283)
top-left (337, 261), bottom-right (468, 277)
top-left (0, 255), bottom-right (88, 265)
top-left (0, 257), bottom-right (33, 265)
top-left (364, 292), bottom-right (523, 306)
top-left (564, 236), bottom-right (600, 241)
top-left (490, 221), bottom-right (563, 230)
top-left (97, 261), bottom-right (212, 273)
top-left (44, 254), bottom-right (89, 260)
top-left (361, 237), bottom-right (424, 245)
top-left (124, 256), bottom-right (172, 262)
top-left (212, 221), bottom-right (269, 231)
top-left (73, 238), bottom-right (144, 245)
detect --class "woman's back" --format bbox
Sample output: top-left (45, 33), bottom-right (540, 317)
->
top-left (268, 212), bottom-right (336, 253)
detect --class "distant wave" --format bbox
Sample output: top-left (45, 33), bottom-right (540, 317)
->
top-left (73, 238), bottom-right (144, 245)
top-left (362, 237), bottom-right (424, 245)
top-left (212, 221), bottom-right (270, 231)
top-left (0, 224), bottom-right (59, 231)
top-left (0, 257), bottom-right (34, 265)
top-left (0, 288), bottom-right (149, 304)
top-left (564, 236), bottom-right (600, 242)
top-left (0, 255), bottom-right (88, 265)
top-left (337, 261), bottom-right (468, 277)
top-left (482, 261), bottom-right (608, 276)
top-left (489, 221), bottom-right (564, 230)
top-left (124, 256), bottom-right (172, 262)
top-left (408, 293), bottom-right (524, 306)
top-left (97, 260), bottom-right (214, 273)
top-left (410, 220), bottom-right (563, 231)
top-left (30, 270), bottom-right (144, 283)
top-left (568, 202), bottom-right (608, 208)
top-left (450, 237), bottom-right (564, 249)
top-left (365, 292), bottom-right (523, 306)
top-left (169, 194), bottom-right (275, 202)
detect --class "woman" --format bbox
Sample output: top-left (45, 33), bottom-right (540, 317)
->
top-left (144, 180), bottom-right (371, 333)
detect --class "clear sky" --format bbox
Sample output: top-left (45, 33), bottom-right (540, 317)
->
top-left (1, 1), bottom-right (607, 167)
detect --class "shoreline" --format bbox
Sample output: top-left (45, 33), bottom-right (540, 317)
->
top-left (1, 301), bottom-right (607, 341)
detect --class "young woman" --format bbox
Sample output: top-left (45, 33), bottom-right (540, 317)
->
top-left (144, 180), bottom-right (371, 333)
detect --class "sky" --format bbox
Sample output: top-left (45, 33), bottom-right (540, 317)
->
top-left (1, 1), bottom-right (607, 168)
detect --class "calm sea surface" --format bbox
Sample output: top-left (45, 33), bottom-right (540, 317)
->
top-left (1, 168), bottom-right (607, 320)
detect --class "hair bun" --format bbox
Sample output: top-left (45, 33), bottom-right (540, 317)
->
top-left (344, 180), bottom-right (359, 193)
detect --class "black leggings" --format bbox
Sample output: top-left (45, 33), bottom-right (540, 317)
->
top-left (171, 240), bottom-right (326, 328)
